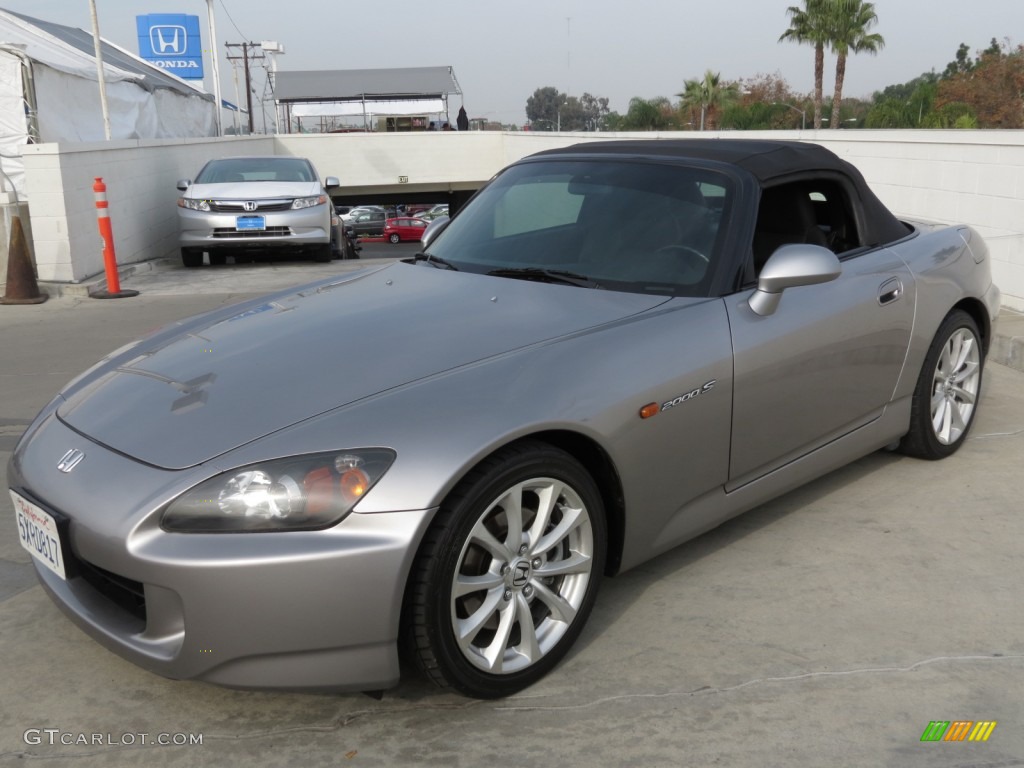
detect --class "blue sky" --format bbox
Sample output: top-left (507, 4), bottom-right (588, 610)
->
top-left (2, 1), bottom-right (1017, 124)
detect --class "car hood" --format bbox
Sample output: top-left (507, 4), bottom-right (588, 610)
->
top-left (57, 263), bottom-right (670, 470)
top-left (185, 181), bottom-right (322, 199)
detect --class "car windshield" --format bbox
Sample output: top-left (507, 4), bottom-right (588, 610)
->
top-left (424, 159), bottom-right (733, 296)
top-left (195, 158), bottom-right (316, 184)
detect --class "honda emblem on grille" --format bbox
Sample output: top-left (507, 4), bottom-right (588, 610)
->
top-left (57, 449), bottom-right (85, 473)
top-left (243, 201), bottom-right (258, 212)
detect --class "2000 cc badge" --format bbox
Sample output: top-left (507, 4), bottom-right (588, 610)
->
top-left (662, 380), bottom-right (717, 412)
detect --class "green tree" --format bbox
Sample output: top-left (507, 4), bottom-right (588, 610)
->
top-left (578, 92), bottom-right (611, 131)
top-left (525, 87), bottom-right (563, 129)
top-left (780, 0), bottom-right (833, 129)
top-left (943, 43), bottom-right (974, 77)
top-left (618, 97), bottom-right (677, 130)
top-left (828, 0), bottom-right (885, 128)
top-left (866, 78), bottom-right (936, 128)
top-left (525, 88), bottom-right (611, 131)
top-left (677, 70), bottom-right (740, 130)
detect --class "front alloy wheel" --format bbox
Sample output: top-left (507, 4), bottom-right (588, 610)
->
top-left (406, 441), bottom-right (606, 698)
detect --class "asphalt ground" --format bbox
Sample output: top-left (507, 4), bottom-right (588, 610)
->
top-left (1, 248), bottom-right (1023, 767)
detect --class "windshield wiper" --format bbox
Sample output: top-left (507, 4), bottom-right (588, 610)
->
top-left (486, 267), bottom-right (601, 289)
top-left (407, 252), bottom-right (459, 270)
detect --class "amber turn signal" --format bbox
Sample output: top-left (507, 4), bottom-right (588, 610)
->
top-left (639, 403), bottom-right (660, 419)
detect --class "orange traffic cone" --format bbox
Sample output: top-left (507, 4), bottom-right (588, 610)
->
top-left (0, 215), bottom-right (47, 304)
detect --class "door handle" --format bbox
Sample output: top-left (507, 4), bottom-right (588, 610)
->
top-left (878, 277), bottom-right (903, 305)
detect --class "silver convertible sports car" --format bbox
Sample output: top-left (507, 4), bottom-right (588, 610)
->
top-left (10, 140), bottom-right (1000, 699)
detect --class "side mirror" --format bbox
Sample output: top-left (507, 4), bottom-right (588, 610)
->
top-left (748, 244), bottom-right (841, 316)
top-left (420, 215), bottom-right (450, 249)
top-left (324, 176), bottom-right (340, 188)
top-left (176, 179), bottom-right (192, 191)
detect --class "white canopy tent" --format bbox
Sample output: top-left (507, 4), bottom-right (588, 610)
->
top-left (0, 8), bottom-right (216, 197)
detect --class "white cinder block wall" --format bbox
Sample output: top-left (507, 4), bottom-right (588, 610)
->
top-left (19, 131), bottom-right (1024, 310)
top-left (814, 131), bottom-right (1024, 312)
top-left (23, 136), bottom-right (273, 282)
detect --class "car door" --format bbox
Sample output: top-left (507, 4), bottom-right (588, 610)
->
top-left (725, 193), bottom-right (916, 487)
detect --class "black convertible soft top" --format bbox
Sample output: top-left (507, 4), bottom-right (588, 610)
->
top-left (531, 139), bottom-right (909, 246)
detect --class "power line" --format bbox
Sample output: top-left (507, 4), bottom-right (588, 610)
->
top-left (217, 0), bottom-right (248, 40)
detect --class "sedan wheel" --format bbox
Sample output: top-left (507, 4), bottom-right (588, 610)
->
top-left (405, 441), bottom-right (606, 698)
top-left (900, 309), bottom-right (983, 459)
top-left (389, 233), bottom-right (401, 244)
top-left (180, 247), bottom-right (203, 268)
top-left (311, 243), bottom-right (332, 263)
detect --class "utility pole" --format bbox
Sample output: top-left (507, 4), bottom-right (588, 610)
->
top-left (225, 42), bottom-right (264, 134)
top-left (88, 0), bottom-right (111, 140)
top-left (206, 0), bottom-right (222, 136)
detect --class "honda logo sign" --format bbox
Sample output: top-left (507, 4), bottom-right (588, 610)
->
top-left (149, 25), bottom-right (187, 56)
top-left (136, 15), bottom-right (204, 79)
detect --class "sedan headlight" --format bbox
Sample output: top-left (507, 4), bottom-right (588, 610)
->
top-left (161, 449), bottom-right (396, 533)
top-left (292, 195), bottom-right (328, 210)
top-left (177, 198), bottom-right (211, 211)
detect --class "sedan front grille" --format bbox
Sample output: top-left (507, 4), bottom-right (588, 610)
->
top-left (212, 227), bottom-right (292, 239)
top-left (209, 200), bottom-right (293, 213)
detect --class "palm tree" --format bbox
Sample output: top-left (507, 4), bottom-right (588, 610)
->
top-left (677, 70), bottom-right (739, 130)
top-left (780, 0), bottom-right (832, 129)
top-left (829, 1), bottom-right (884, 128)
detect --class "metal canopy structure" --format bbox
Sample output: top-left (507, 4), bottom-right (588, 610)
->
top-left (273, 66), bottom-right (462, 132)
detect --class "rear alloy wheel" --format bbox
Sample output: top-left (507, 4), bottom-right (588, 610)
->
top-left (389, 233), bottom-right (401, 244)
top-left (180, 247), bottom-right (203, 268)
top-left (406, 441), bottom-right (606, 699)
top-left (900, 309), bottom-right (983, 459)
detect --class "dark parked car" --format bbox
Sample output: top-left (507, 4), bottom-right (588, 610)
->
top-left (11, 140), bottom-right (999, 700)
top-left (350, 209), bottom-right (387, 237)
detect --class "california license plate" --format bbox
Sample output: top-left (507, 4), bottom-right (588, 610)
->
top-left (11, 490), bottom-right (66, 580)
top-left (236, 215), bottom-right (266, 231)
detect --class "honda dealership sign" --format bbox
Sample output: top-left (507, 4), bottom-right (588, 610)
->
top-left (136, 15), bottom-right (204, 79)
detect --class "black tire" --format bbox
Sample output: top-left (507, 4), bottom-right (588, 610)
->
top-left (404, 440), bottom-right (606, 699)
top-left (181, 247), bottom-right (203, 268)
top-left (208, 250), bottom-right (227, 266)
top-left (389, 233), bottom-right (401, 244)
top-left (311, 243), bottom-right (332, 263)
top-left (900, 309), bottom-right (983, 460)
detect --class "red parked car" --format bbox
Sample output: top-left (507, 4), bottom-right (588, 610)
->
top-left (383, 217), bottom-right (429, 243)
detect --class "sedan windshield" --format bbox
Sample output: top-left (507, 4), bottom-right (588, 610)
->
top-left (425, 159), bottom-right (734, 296)
top-left (195, 157), bottom-right (316, 184)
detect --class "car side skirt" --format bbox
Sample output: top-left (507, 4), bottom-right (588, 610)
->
top-left (626, 396), bottom-right (911, 571)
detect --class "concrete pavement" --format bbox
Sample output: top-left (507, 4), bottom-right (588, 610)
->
top-left (1, 255), bottom-right (1023, 767)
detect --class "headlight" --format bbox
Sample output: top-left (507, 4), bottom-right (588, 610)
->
top-left (292, 195), bottom-right (327, 210)
top-left (177, 198), bottom-right (211, 211)
top-left (161, 449), bottom-right (396, 533)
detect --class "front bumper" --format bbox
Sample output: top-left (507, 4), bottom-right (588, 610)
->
top-left (9, 412), bottom-right (434, 692)
top-left (178, 205), bottom-right (331, 250)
